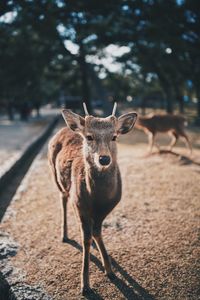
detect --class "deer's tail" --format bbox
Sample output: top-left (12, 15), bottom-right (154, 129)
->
top-left (178, 115), bottom-right (188, 127)
top-left (48, 142), bottom-right (63, 192)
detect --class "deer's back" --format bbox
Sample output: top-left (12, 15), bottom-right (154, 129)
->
top-left (138, 114), bottom-right (186, 133)
top-left (48, 127), bottom-right (83, 193)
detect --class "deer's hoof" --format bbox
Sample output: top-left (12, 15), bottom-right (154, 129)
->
top-left (62, 236), bottom-right (69, 243)
top-left (106, 271), bottom-right (115, 280)
top-left (81, 286), bottom-right (92, 296)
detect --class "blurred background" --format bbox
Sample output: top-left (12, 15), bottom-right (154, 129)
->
top-left (0, 0), bottom-right (200, 121)
top-left (0, 2), bottom-right (200, 299)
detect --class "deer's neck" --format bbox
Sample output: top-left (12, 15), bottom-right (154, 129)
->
top-left (84, 161), bottom-right (118, 197)
top-left (137, 116), bottom-right (151, 128)
top-left (138, 116), bottom-right (146, 125)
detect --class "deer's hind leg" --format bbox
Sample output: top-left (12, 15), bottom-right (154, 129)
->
top-left (147, 132), bottom-right (159, 153)
top-left (179, 130), bottom-right (192, 155)
top-left (61, 192), bottom-right (69, 242)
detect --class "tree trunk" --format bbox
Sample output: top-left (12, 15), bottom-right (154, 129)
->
top-left (164, 87), bottom-right (173, 114)
top-left (177, 94), bottom-right (184, 114)
top-left (78, 42), bottom-right (91, 113)
top-left (36, 107), bottom-right (40, 117)
top-left (19, 103), bottom-right (30, 121)
top-left (88, 64), bottom-right (112, 116)
top-left (7, 104), bottom-right (14, 121)
top-left (174, 84), bottom-right (184, 114)
top-left (141, 97), bottom-right (146, 115)
top-left (34, 102), bottom-right (40, 117)
top-left (197, 95), bottom-right (200, 118)
top-left (193, 85), bottom-right (200, 120)
top-left (156, 68), bottom-right (173, 114)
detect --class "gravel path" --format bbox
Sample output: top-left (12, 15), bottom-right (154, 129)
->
top-left (1, 125), bottom-right (200, 300)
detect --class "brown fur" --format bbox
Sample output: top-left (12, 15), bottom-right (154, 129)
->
top-left (135, 114), bottom-right (192, 154)
top-left (48, 109), bottom-right (137, 295)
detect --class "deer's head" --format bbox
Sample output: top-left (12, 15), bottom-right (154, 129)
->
top-left (62, 103), bottom-right (137, 171)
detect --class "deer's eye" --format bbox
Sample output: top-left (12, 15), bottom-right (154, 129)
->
top-left (86, 135), bottom-right (94, 141)
top-left (112, 135), bottom-right (117, 141)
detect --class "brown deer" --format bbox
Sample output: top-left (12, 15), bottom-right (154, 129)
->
top-left (48, 103), bottom-right (137, 295)
top-left (135, 114), bottom-right (192, 154)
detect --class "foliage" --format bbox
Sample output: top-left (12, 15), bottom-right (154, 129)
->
top-left (0, 0), bottom-right (199, 118)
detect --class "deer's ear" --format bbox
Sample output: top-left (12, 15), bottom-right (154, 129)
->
top-left (61, 109), bottom-right (85, 132)
top-left (117, 112), bottom-right (137, 135)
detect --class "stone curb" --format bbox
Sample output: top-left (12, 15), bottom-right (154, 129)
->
top-left (0, 116), bottom-right (59, 299)
top-left (0, 116), bottom-right (59, 193)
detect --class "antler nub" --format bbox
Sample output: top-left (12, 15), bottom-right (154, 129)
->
top-left (83, 102), bottom-right (89, 116)
top-left (112, 102), bottom-right (117, 116)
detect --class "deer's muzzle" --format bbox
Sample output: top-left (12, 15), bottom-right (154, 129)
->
top-left (99, 155), bottom-right (111, 166)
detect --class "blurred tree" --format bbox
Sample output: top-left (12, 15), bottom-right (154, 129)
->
top-left (54, 0), bottom-right (122, 112)
top-left (102, 0), bottom-right (199, 115)
top-left (108, 0), bottom-right (187, 114)
top-left (0, 1), bottom-right (63, 119)
top-left (0, 0), bottom-right (199, 119)
top-left (0, 0), bottom-right (121, 115)
top-left (182, 0), bottom-right (200, 118)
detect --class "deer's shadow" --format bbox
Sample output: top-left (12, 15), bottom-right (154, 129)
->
top-left (67, 239), bottom-right (154, 300)
top-left (145, 149), bottom-right (200, 166)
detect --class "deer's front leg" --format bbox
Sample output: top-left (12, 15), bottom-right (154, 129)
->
top-left (93, 223), bottom-right (113, 277)
top-left (80, 220), bottom-right (92, 295)
top-left (147, 132), bottom-right (154, 153)
top-left (168, 131), bottom-right (178, 151)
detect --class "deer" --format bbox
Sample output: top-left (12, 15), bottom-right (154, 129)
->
top-left (135, 113), bottom-right (192, 155)
top-left (48, 103), bottom-right (137, 295)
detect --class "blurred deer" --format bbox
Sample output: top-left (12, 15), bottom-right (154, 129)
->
top-left (48, 103), bottom-right (137, 295)
top-left (135, 114), bottom-right (192, 154)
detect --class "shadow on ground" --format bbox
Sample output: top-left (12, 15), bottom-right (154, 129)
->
top-left (146, 149), bottom-right (200, 166)
top-left (0, 271), bottom-right (17, 300)
top-left (67, 239), bottom-right (154, 300)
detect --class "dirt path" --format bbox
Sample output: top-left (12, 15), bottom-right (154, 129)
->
top-left (1, 126), bottom-right (200, 300)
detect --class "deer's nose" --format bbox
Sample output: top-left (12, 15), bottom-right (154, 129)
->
top-left (99, 155), bottom-right (111, 166)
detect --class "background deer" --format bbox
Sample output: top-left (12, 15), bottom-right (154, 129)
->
top-left (135, 114), bottom-right (192, 154)
top-left (48, 103), bottom-right (137, 295)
